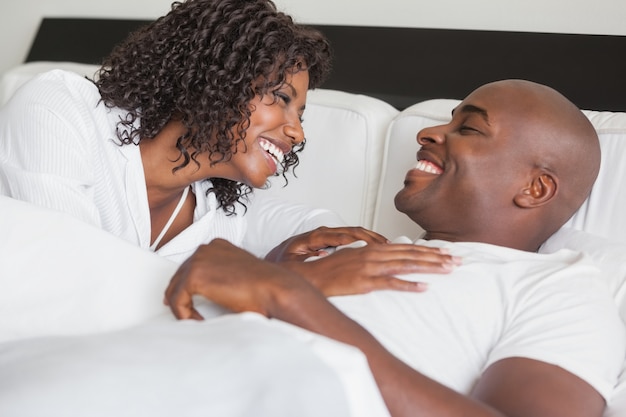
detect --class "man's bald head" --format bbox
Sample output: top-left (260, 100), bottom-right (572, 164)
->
top-left (394, 79), bottom-right (600, 251)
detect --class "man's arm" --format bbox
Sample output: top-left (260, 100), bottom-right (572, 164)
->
top-left (472, 358), bottom-right (604, 417)
top-left (164, 239), bottom-right (605, 417)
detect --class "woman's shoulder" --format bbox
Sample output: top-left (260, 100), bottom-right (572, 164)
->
top-left (9, 69), bottom-right (101, 108)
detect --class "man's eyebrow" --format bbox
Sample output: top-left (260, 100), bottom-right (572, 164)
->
top-left (451, 104), bottom-right (491, 125)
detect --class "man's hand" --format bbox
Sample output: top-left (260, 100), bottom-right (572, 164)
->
top-left (163, 238), bottom-right (318, 320)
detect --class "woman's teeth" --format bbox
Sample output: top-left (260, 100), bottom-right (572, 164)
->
top-left (260, 139), bottom-right (285, 172)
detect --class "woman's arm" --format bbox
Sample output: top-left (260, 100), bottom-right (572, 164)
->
top-left (0, 72), bottom-right (102, 226)
top-left (266, 227), bottom-right (460, 296)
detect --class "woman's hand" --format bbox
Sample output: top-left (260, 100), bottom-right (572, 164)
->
top-left (279, 242), bottom-right (461, 297)
top-left (265, 226), bottom-right (390, 262)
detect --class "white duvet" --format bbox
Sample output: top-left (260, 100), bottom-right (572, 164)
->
top-left (2, 194), bottom-right (626, 417)
top-left (0, 195), bottom-right (388, 417)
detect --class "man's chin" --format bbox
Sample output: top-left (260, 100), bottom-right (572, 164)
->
top-left (394, 187), bottom-right (433, 221)
top-left (393, 188), bottom-right (412, 214)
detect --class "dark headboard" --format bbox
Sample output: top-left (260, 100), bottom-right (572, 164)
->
top-left (26, 17), bottom-right (626, 111)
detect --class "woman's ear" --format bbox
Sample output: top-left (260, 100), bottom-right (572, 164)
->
top-left (514, 173), bottom-right (557, 208)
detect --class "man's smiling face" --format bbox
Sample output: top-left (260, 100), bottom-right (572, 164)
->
top-left (393, 82), bottom-right (538, 241)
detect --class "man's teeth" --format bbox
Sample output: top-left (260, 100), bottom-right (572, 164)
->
top-left (415, 160), bottom-right (442, 174)
top-left (260, 139), bottom-right (285, 165)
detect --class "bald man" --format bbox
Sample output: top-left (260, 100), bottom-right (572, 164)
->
top-left (165, 80), bottom-right (625, 417)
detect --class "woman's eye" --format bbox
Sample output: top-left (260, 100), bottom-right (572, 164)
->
top-left (274, 92), bottom-right (291, 104)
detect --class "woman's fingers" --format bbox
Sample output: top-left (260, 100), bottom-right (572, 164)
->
top-left (347, 244), bottom-right (462, 272)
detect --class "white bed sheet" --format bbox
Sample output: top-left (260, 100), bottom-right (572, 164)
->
top-left (0, 195), bottom-right (388, 416)
top-left (0, 312), bottom-right (389, 417)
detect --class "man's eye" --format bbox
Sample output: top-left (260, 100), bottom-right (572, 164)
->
top-left (460, 126), bottom-right (478, 133)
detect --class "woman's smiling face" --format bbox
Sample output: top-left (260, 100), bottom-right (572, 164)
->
top-left (218, 69), bottom-right (309, 189)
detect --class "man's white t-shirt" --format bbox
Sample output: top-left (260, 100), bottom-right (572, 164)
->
top-left (331, 238), bottom-right (626, 401)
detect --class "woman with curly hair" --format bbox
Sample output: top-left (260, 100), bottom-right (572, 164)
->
top-left (96, 0), bottom-right (330, 218)
top-left (0, 0), bottom-right (456, 294)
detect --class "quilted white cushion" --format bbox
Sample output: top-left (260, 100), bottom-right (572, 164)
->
top-left (372, 99), bottom-right (458, 240)
top-left (256, 88), bottom-right (399, 229)
top-left (566, 110), bottom-right (626, 244)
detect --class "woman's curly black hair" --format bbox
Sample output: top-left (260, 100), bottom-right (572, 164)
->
top-left (95, 0), bottom-right (332, 214)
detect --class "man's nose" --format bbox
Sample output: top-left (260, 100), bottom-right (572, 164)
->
top-left (416, 125), bottom-right (446, 146)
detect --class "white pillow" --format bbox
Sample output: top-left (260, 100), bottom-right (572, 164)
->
top-left (565, 110), bottom-right (626, 245)
top-left (540, 227), bottom-right (626, 323)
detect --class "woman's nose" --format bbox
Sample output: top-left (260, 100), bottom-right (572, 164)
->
top-left (284, 117), bottom-right (305, 146)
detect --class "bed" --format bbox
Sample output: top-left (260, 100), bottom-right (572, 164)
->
top-left (1, 17), bottom-right (626, 417)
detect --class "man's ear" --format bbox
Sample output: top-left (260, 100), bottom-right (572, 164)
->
top-left (514, 173), bottom-right (557, 208)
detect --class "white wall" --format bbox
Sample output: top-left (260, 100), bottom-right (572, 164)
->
top-left (275, 0), bottom-right (626, 35)
top-left (1, 0), bottom-right (625, 78)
